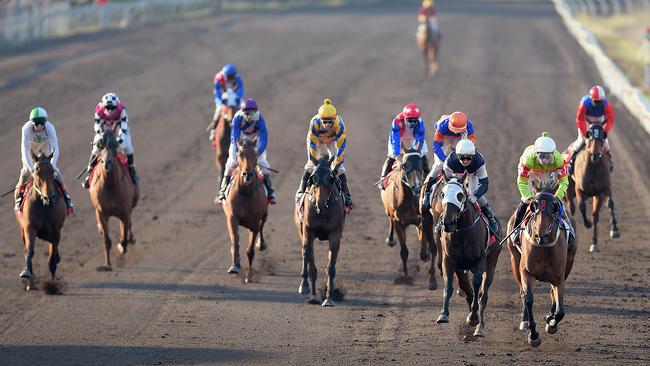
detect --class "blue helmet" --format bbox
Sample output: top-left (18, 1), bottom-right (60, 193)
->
top-left (222, 64), bottom-right (238, 78)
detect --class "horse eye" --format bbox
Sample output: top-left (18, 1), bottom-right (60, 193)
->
top-left (457, 192), bottom-right (465, 202)
top-left (440, 192), bottom-right (445, 199)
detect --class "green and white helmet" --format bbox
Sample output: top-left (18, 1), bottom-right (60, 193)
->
top-left (29, 107), bottom-right (48, 125)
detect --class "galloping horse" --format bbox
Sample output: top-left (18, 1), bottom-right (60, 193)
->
top-left (222, 139), bottom-right (269, 283)
top-left (381, 149), bottom-right (435, 288)
top-left (506, 180), bottom-right (577, 347)
top-left (566, 123), bottom-right (619, 253)
top-left (294, 154), bottom-right (346, 306)
top-left (213, 104), bottom-right (237, 201)
top-left (16, 151), bottom-right (67, 291)
top-left (416, 18), bottom-right (440, 76)
top-left (89, 124), bottom-right (139, 271)
top-left (435, 175), bottom-right (502, 338)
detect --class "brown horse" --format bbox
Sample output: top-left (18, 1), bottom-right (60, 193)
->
top-left (213, 105), bottom-right (236, 202)
top-left (89, 126), bottom-right (139, 271)
top-left (434, 175), bottom-right (502, 338)
top-left (381, 150), bottom-right (435, 288)
top-left (566, 123), bottom-right (619, 253)
top-left (222, 139), bottom-right (268, 283)
top-left (416, 19), bottom-right (440, 76)
top-left (16, 150), bottom-right (66, 291)
top-left (295, 154), bottom-right (346, 306)
top-left (506, 181), bottom-right (577, 347)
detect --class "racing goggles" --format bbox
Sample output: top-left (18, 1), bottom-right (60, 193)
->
top-left (105, 104), bottom-right (117, 110)
top-left (536, 152), bottom-right (554, 165)
top-left (32, 117), bottom-right (47, 126)
top-left (321, 118), bottom-right (335, 126)
top-left (458, 155), bottom-right (473, 162)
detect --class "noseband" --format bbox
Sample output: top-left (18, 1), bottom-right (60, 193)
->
top-left (524, 192), bottom-right (562, 247)
top-left (308, 165), bottom-right (338, 215)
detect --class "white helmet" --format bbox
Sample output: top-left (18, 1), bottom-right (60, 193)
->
top-left (101, 92), bottom-right (120, 109)
top-left (456, 139), bottom-right (476, 156)
top-left (534, 132), bottom-right (556, 154)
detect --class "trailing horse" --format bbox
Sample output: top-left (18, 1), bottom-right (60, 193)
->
top-left (416, 18), bottom-right (440, 76)
top-left (294, 154), bottom-right (346, 306)
top-left (566, 123), bottom-right (619, 253)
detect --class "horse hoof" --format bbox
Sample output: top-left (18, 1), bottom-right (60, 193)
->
top-left (96, 266), bottom-right (113, 272)
top-left (256, 240), bottom-right (267, 251)
top-left (428, 280), bottom-right (438, 291)
top-left (473, 327), bottom-right (485, 338)
top-left (528, 334), bottom-right (542, 347)
top-left (545, 323), bottom-right (558, 335)
top-left (519, 321), bottom-right (529, 331)
top-left (117, 243), bottom-right (127, 255)
top-left (610, 230), bottom-right (620, 239)
top-left (322, 298), bottom-right (335, 307)
top-left (306, 295), bottom-right (320, 305)
top-left (456, 289), bottom-right (465, 297)
top-left (244, 277), bottom-right (250, 284)
top-left (420, 250), bottom-right (430, 262)
top-left (466, 314), bottom-right (479, 326)
top-left (589, 244), bottom-right (600, 253)
top-left (227, 265), bottom-right (240, 274)
top-left (436, 314), bottom-right (449, 323)
top-left (386, 238), bottom-right (396, 247)
top-left (19, 269), bottom-right (32, 279)
top-left (584, 221), bottom-right (593, 229)
top-left (298, 284), bottom-right (310, 295)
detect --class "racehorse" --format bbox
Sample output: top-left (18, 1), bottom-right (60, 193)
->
top-left (213, 104), bottom-right (237, 202)
top-left (416, 17), bottom-right (440, 76)
top-left (506, 179), bottom-right (577, 347)
top-left (294, 154), bottom-right (346, 306)
top-left (15, 150), bottom-right (67, 292)
top-left (381, 149), bottom-right (434, 288)
top-left (435, 175), bottom-right (502, 338)
top-left (89, 124), bottom-right (139, 271)
top-left (222, 139), bottom-right (269, 283)
top-left (566, 123), bottom-right (619, 253)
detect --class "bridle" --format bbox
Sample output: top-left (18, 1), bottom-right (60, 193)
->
top-left (307, 164), bottom-right (339, 215)
top-left (31, 162), bottom-right (58, 206)
top-left (396, 152), bottom-right (424, 194)
top-left (523, 191), bottom-right (563, 247)
top-left (439, 179), bottom-right (480, 233)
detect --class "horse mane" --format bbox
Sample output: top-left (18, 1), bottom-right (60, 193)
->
top-left (240, 139), bottom-right (256, 150)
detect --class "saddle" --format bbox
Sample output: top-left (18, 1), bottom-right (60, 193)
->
top-left (17, 181), bottom-right (63, 215)
top-left (89, 153), bottom-right (131, 185)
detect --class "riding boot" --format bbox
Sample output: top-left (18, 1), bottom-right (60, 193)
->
top-left (568, 141), bottom-right (585, 176)
top-left (81, 152), bottom-right (99, 189)
top-left (58, 182), bottom-right (74, 215)
top-left (512, 200), bottom-right (529, 245)
top-left (339, 173), bottom-right (353, 207)
top-left (14, 187), bottom-right (24, 212)
top-left (218, 175), bottom-right (231, 202)
top-left (422, 155), bottom-right (430, 176)
top-left (126, 154), bottom-right (139, 185)
top-left (207, 118), bottom-right (218, 141)
top-left (295, 170), bottom-right (310, 203)
top-left (380, 157), bottom-right (395, 189)
top-left (421, 175), bottom-right (438, 209)
top-left (481, 202), bottom-right (499, 234)
top-left (263, 174), bottom-right (276, 204)
top-left (607, 151), bottom-right (614, 172)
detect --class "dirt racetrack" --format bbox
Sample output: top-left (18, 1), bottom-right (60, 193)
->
top-left (0, 1), bottom-right (649, 364)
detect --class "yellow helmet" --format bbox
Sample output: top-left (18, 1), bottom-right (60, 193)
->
top-left (318, 98), bottom-right (337, 119)
top-left (423, 0), bottom-right (434, 7)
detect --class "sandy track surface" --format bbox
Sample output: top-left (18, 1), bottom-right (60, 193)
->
top-left (0, 1), bottom-right (648, 365)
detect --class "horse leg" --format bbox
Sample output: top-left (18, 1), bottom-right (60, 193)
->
top-left (589, 194), bottom-right (604, 253)
top-left (546, 281), bottom-right (565, 335)
top-left (47, 233), bottom-right (61, 280)
top-left (298, 230), bottom-right (310, 295)
top-left (226, 216), bottom-right (240, 274)
top-left (386, 219), bottom-right (396, 247)
top-left (20, 228), bottom-right (36, 290)
top-left (256, 213), bottom-right (268, 251)
top-left (521, 271), bottom-right (541, 347)
top-left (567, 177), bottom-right (576, 215)
top-left (396, 222), bottom-right (410, 279)
top-left (607, 195), bottom-right (620, 238)
top-left (117, 216), bottom-right (130, 255)
top-left (419, 218), bottom-right (437, 290)
top-left (307, 234), bottom-right (319, 304)
top-left (456, 270), bottom-right (474, 313)
top-left (95, 210), bottom-right (112, 271)
top-left (245, 229), bottom-right (257, 283)
top-left (322, 236), bottom-right (340, 307)
top-left (474, 252), bottom-right (498, 337)
top-left (417, 225), bottom-right (430, 262)
top-left (577, 190), bottom-right (592, 229)
top-left (436, 256), bottom-right (454, 323)
top-left (466, 266), bottom-right (482, 327)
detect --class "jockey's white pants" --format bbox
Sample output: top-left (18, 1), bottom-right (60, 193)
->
top-left (387, 140), bottom-right (428, 159)
top-left (570, 130), bottom-right (610, 153)
top-left (92, 131), bottom-right (134, 157)
top-left (225, 146), bottom-right (271, 176)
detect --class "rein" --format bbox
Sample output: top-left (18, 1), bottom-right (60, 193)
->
top-left (523, 192), bottom-right (565, 247)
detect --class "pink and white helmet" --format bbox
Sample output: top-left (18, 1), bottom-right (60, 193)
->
top-left (101, 92), bottom-right (120, 109)
top-left (589, 85), bottom-right (605, 101)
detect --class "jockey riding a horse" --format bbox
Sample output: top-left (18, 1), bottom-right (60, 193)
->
top-left (419, 0), bottom-right (440, 37)
top-left (380, 103), bottom-right (429, 186)
top-left (208, 64), bottom-right (244, 141)
top-left (421, 111), bottom-right (477, 209)
top-left (82, 92), bottom-right (139, 188)
top-left (218, 98), bottom-right (276, 204)
top-left (567, 85), bottom-right (615, 174)
top-left (295, 99), bottom-right (352, 211)
top-left (512, 132), bottom-right (572, 244)
top-left (15, 107), bottom-right (74, 215)
top-left (435, 139), bottom-right (499, 235)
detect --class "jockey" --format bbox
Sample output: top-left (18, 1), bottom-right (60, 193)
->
top-left (295, 99), bottom-right (352, 209)
top-left (15, 107), bottom-right (73, 215)
top-left (512, 132), bottom-right (569, 244)
top-left (380, 103), bottom-right (429, 186)
top-left (208, 64), bottom-right (244, 141)
top-left (421, 111), bottom-right (477, 209)
top-left (218, 98), bottom-right (275, 204)
top-left (418, 0), bottom-right (439, 36)
top-left (81, 92), bottom-right (138, 188)
top-left (568, 85), bottom-right (615, 174)
top-left (437, 139), bottom-right (499, 234)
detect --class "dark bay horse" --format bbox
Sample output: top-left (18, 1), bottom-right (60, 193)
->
top-left (294, 155), bottom-right (346, 306)
top-left (416, 19), bottom-right (440, 76)
top-left (566, 123), bottom-right (619, 253)
top-left (16, 151), bottom-right (66, 291)
top-left (89, 126), bottom-right (139, 271)
top-left (213, 105), bottom-right (236, 202)
top-left (381, 150), bottom-right (435, 288)
top-left (435, 175), bottom-right (502, 338)
top-left (506, 181), bottom-right (577, 347)
top-left (222, 139), bottom-right (268, 283)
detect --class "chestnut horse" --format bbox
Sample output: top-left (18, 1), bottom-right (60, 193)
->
top-left (435, 175), bottom-right (502, 338)
top-left (213, 105), bottom-right (236, 202)
top-left (222, 139), bottom-right (268, 283)
top-left (16, 151), bottom-right (67, 291)
top-left (416, 19), bottom-right (440, 76)
top-left (89, 126), bottom-right (139, 271)
top-left (566, 123), bottom-right (619, 253)
top-left (295, 154), bottom-right (346, 306)
top-left (506, 181), bottom-right (577, 347)
top-left (381, 149), bottom-right (435, 288)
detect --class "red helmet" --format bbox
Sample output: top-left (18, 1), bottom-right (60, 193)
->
top-left (589, 85), bottom-right (605, 101)
top-left (402, 103), bottom-right (421, 119)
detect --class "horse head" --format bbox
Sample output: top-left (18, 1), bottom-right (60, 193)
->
top-left (439, 173), bottom-right (469, 232)
top-left (236, 139), bottom-right (258, 185)
top-left (97, 124), bottom-right (120, 173)
top-left (30, 149), bottom-right (58, 206)
top-left (585, 124), bottom-right (606, 163)
top-left (308, 153), bottom-right (338, 214)
top-left (528, 179), bottom-right (562, 246)
top-left (400, 148), bottom-right (424, 192)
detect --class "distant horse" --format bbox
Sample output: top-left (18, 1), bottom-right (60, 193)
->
top-left (89, 124), bottom-right (139, 271)
top-left (295, 154), bottom-right (346, 306)
top-left (213, 104), bottom-right (237, 202)
top-left (381, 149), bottom-right (433, 288)
top-left (222, 139), bottom-right (269, 283)
top-left (15, 150), bottom-right (66, 291)
top-left (506, 180), bottom-right (577, 347)
top-left (416, 18), bottom-right (440, 76)
top-left (435, 175), bottom-right (502, 338)
top-left (566, 123), bottom-right (619, 253)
